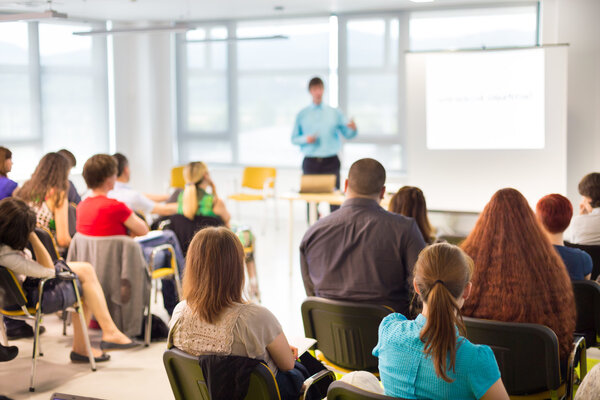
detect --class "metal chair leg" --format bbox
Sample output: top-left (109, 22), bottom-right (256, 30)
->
top-left (0, 315), bottom-right (7, 346)
top-left (29, 310), bottom-right (42, 392)
top-left (145, 297), bottom-right (152, 347)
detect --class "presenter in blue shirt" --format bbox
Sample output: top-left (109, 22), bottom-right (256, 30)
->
top-left (291, 77), bottom-right (357, 212)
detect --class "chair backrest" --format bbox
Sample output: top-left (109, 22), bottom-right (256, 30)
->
top-left (163, 213), bottom-right (225, 256)
top-left (31, 227), bottom-right (61, 263)
top-left (171, 166), bottom-right (186, 189)
top-left (301, 297), bottom-right (393, 372)
top-left (163, 348), bottom-right (280, 400)
top-left (0, 265), bottom-right (28, 309)
top-left (463, 317), bottom-right (562, 395)
top-left (241, 167), bottom-right (276, 190)
top-left (573, 280), bottom-right (600, 347)
top-left (68, 202), bottom-right (77, 237)
top-left (564, 242), bottom-right (600, 280)
top-left (327, 381), bottom-right (402, 400)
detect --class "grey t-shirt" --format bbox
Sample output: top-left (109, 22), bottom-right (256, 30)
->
top-left (168, 301), bottom-right (283, 373)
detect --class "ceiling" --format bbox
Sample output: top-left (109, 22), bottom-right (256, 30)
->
top-left (0, 0), bottom-right (536, 22)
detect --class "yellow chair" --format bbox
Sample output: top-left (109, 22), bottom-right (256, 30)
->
top-left (228, 167), bottom-right (278, 230)
top-left (170, 166), bottom-right (186, 189)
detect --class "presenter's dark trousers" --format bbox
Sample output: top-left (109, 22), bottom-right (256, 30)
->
top-left (302, 155), bottom-right (341, 215)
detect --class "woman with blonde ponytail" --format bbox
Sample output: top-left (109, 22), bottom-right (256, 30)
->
top-left (373, 243), bottom-right (508, 399)
top-left (179, 161), bottom-right (230, 225)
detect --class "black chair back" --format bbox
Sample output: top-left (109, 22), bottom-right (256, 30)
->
top-left (162, 214), bottom-right (224, 256)
top-left (68, 202), bottom-right (77, 238)
top-left (573, 280), bottom-right (600, 347)
top-left (301, 297), bottom-right (392, 372)
top-left (0, 265), bottom-right (28, 309)
top-left (463, 317), bottom-right (562, 395)
top-left (565, 242), bottom-right (600, 280)
top-left (163, 348), bottom-right (280, 400)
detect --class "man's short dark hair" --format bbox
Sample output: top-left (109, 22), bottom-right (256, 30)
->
top-left (113, 153), bottom-right (129, 178)
top-left (0, 198), bottom-right (37, 251)
top-left (348, 158), bottom-right (386, 196)
top-left (57, 149), bottom-right (76, 168)
top-left (82, 154), bottom-right (118, 189)
top-left (308, 77), bottom-right (324, 90)
top-left (578, 173), bottom-right (600, 208)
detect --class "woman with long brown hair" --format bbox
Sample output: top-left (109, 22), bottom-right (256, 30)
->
top-left (373, 243), bottom-right (508, 399)
top-left (389, 186), bottom-right (434, 244)
top-left (15, 152), bottom-right (73, 249)
top-left (461, 188), bottom-right (576, 363)
top-left (168, 227), bottom-right (310, 399)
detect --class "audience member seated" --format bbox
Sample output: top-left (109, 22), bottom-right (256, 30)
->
top-left (76, 154), bottom-right (148, 237)
top-left (57, 149), bottom-right (82, 205)
top-left (168, 227), bottom-right (304, 399)
top-left (0, 147), bottom-right (17, 200)
top-left (108, 153), bottom-right (178, 217)
top-left (461, 188), bottom-right (576, 364)
top-left (77, 154), bottom-right (186, 315)
top-left (575, 362), bottom-right (600, 400)
top-left (300, 158), bottom-right (426, 315)
top-left (373, 243), bottom-right (508, 400)
top-left (571, 173), bottom-right (600, 245)
top-left (536, 194), bottom-right (592, 281)
top-left (388, 186), bottom-right (435, 244)
top-left (0, 198), bottom-right (138, 363)
top-left (16, 153), bottom-right (74, 253)
top-left (179, 161), bottom-right (231, 225)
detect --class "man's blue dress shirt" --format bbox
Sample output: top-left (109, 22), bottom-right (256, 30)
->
top-left (291, 102), bottom-right (357, 157)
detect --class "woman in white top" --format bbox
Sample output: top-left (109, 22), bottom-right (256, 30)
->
top-left (0, 198), bottom-right (138, 363)
top-left (168, 227), bottom-right (302, 398)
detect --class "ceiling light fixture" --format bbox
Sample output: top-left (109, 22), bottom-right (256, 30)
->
top-left (0, 9), bottom-right (67, 22)
top-left (185, 35), bottom-right (288, 43)
top-left (73, 24), bottom-right (192, 36)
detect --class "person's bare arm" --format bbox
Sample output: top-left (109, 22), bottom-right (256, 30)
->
top-left (182, 185), bottom-right (199, 220)
top-left (585, 273), bottom-right (591, 280)
top-left (124, 213), bottom-right (149, 237)
top-left (53, 198), bottom-right (71, 248)
top-left (212, 198), bottom-right (231, 226)
top-left (480, 379), bottom-right (509, 400)
top-left (28, 232), bottom-right (54, 270)
top-left (266, 333), bottom-right (296, 372)
top-left (151, 202), bottom-right (178, 216)
top-left (144, 193), bottom-right (169, 202)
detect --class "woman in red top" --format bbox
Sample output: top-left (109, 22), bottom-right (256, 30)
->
top-left (77, 154), bottom-right (148, 237)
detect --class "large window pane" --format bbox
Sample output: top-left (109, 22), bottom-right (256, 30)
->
top-left (348, 20), bottom-right (386, 68)
top-left (39, 24), bottom-right (92, 66)
top-left (180, 140), bottom-right (233, 164)
top-left (0, 22), bottom-right (29, 65)
top-left (347, 73), bottom-right (397, 136)
top-left (237, 19), bottom-right (330, 70)
top-left (0, 73), bottom-right (32, 139)
top-left (410, 6), bottom-right (538, 51)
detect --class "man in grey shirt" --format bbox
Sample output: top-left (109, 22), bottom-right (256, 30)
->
top-left (300, 158), bottom-right (426, 315)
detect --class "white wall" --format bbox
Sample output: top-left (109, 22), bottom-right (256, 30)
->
top-left (112, 23), bottom-right (175, 193)
top-left (541, 0), bottom-right (600, 204)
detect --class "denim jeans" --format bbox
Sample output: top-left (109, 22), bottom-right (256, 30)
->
top-left (137, 230), bottom-right (185, 316)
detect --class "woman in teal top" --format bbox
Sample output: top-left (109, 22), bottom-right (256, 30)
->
top-left (373, 243), bottom-right (509, 400)
top-left (179, 161), bottom-right (230, 225)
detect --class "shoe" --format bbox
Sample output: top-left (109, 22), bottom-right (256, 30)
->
top-left (70, 351), bottom-right (110, 363)
top-left (0, 344), bottom-right (18, 362)
top-left (6, 324), bottom-right (45, 340)
top-left (100, 339), bottom-right (142, 351)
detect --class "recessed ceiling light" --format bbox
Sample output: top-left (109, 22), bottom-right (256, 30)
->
top-left (409, 0), bottom-right (434, 3)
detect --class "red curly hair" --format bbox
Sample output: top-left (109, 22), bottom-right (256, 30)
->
top-left (461, 188), bottom-right (575, 361)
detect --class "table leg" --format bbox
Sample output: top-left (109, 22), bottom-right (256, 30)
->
top-left (308, 202), bottom-right (318, 225)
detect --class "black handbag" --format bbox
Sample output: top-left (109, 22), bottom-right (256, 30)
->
top-left (23, 260), bottom-right (82, 314)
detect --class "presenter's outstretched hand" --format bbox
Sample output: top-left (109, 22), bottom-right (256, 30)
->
top-left (347, 119), bottom-right (357, 131)
top-left (306, 135), bottom-right (317, 144)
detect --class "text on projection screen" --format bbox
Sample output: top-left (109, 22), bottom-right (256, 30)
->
top-left (425, 48), bottom-right (545, 150)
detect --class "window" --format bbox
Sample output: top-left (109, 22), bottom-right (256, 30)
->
top-left (410, 6), bottom-right (539, 51)
top-left (237, 18), bottom-right (330, 166)
top-left (0, 22), bottom-right (109, 179)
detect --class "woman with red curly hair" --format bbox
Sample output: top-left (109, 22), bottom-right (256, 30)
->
top-left (536, 194), bottom-right (592, 281)
top-left (461, 188), bottom-right (576, 363)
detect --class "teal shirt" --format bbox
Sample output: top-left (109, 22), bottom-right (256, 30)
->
top-left (291, 103), bottom-right (357, 157)
top-left (373, 314), bottom-right (501, 400)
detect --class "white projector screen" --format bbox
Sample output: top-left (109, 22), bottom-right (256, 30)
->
top-left (406, 46), bottom-right (568, 212)
top-left (426, 49), bottom-right (545, 150)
